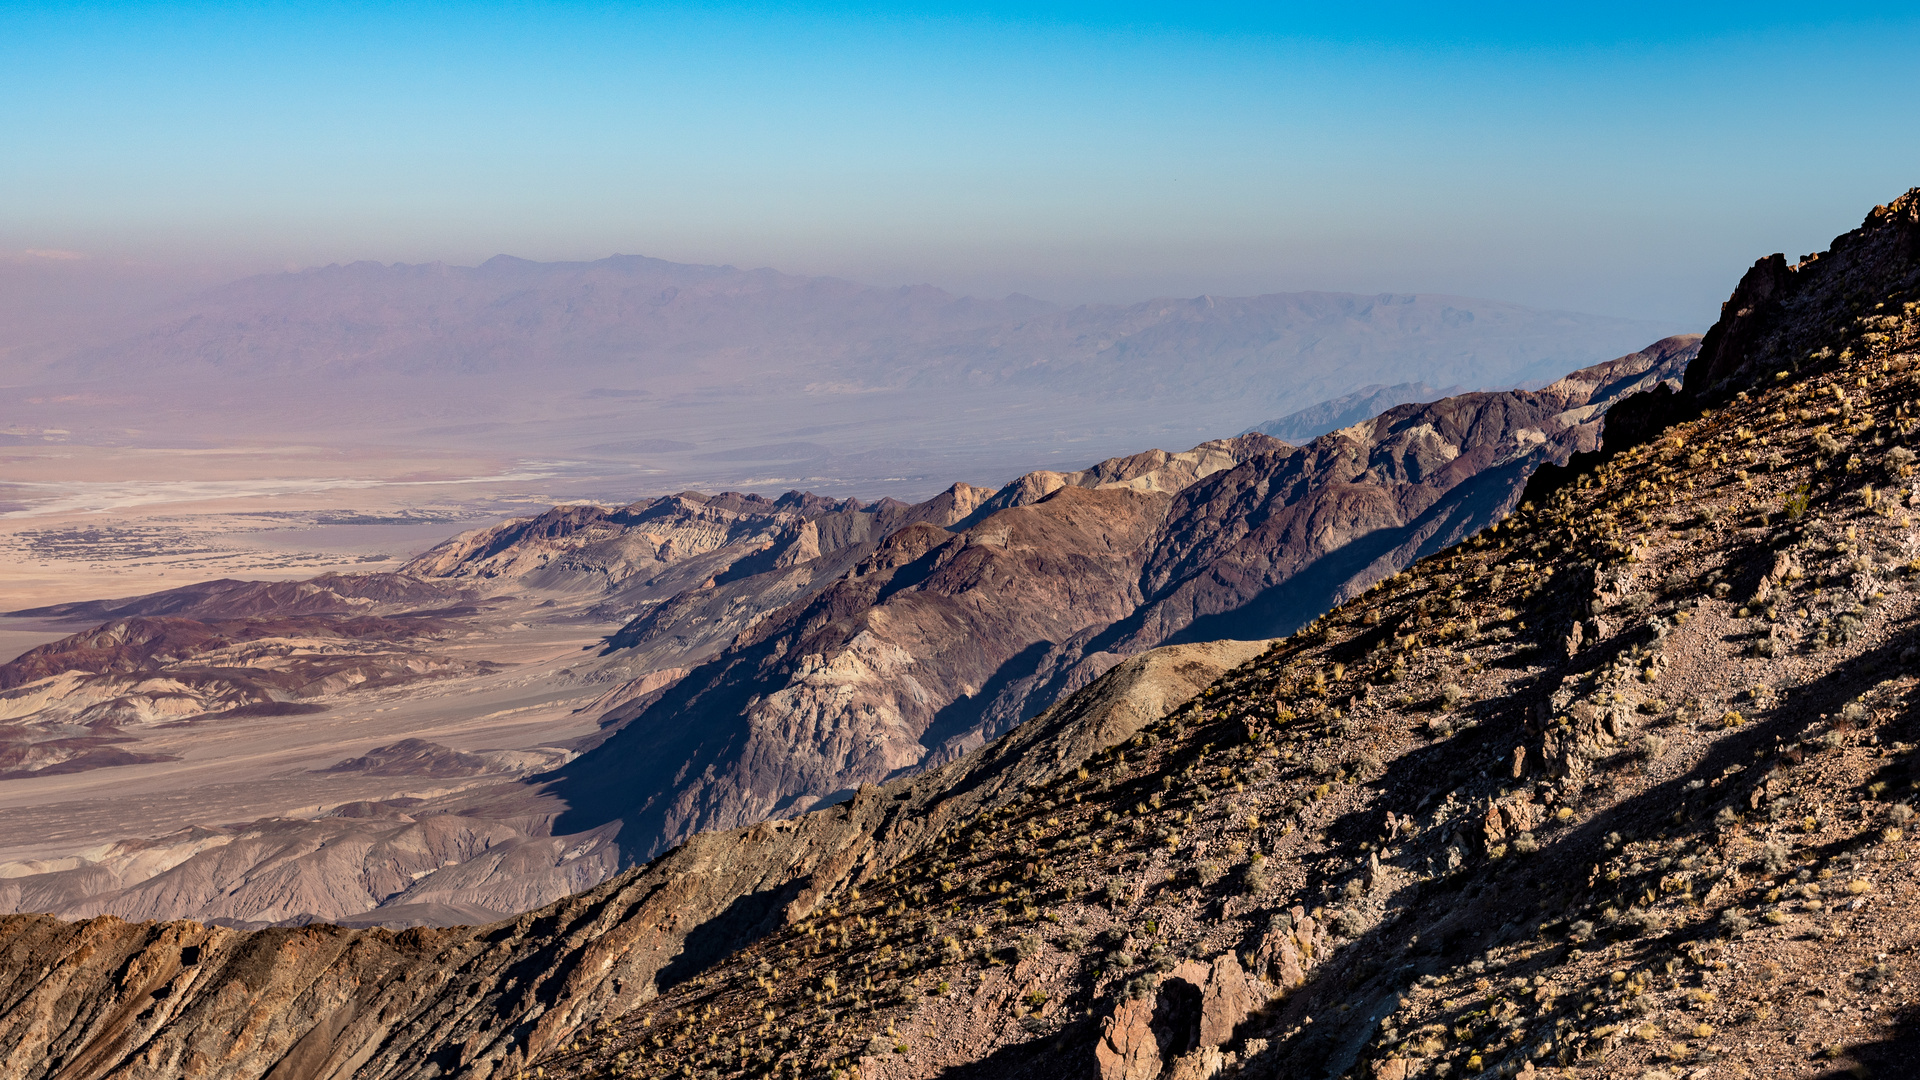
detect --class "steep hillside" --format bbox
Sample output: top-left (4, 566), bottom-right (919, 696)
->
top-left (0, 638), bottom-right (1264, 1080)
top-left (525, 188), bottom-right (1920, 1080)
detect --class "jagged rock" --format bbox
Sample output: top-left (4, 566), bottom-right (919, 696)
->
top-left (1257, 928), bottom-right (1308, 989)
top-left (1198, 954), bottom-right (1257, 1048)
top-left (1483, 795), bottom-right (1544, 846)
top-left (1373, 1058), bottom-right (1414, 1080)
top-left (1096, 996), bottom-right (1164, 1080)
top-left (1164, 1046), bottom-right (1228, 1080)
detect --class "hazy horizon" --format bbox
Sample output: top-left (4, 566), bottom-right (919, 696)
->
top-left (6, 3), bottom-right (1919, 327)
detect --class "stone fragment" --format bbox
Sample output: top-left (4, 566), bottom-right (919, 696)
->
top-left (1374, 1058), bottom-right (1413, 1080)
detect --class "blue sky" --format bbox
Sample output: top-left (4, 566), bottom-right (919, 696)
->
top-left (3, 2), bottom-right (1917, 322)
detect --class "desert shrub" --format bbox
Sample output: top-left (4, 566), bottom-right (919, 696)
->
top-left (1335, 907), bottom-right (1369, 938)
top-left (1785, 483), bottom-right (1813, 520)
top-left (1718, 909), bottom-right (1752, 936)
top-left (1511, 832), bottom-right (1539, 855)
top-left (1242, 853), bottom-right (1270, 894)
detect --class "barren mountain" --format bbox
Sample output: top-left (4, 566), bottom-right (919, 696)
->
top-left (1, 189), bottom-right (1914, 1080)
top-left (0, 344), bottom-right (1688, 926)
top-left (547, 337), bottom-right (1696, 865)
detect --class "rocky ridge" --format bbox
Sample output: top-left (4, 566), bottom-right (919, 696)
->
top-left (516, 189), bottom-right (1920, 1080)
top-left (553, 337), bottom-right (1698, 865)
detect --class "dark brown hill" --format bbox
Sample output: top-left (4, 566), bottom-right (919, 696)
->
top-left (6, 572), bottom-right (470, 622)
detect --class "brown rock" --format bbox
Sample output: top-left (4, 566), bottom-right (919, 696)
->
top-left (1374, 1058), bottom-right (1413, 1080)
top-left (1165, 1046), bottom-right (1227, 1080)
top-left (1096, 996), bottom-right (1164, 1080)
top-left (1198, 954), bottom-right (1255, 1048)
top-left (1294, 913), bottom-right (1318, 960)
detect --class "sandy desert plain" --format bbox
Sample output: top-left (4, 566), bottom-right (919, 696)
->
top-left (0, 435), bottom-right (622, 875)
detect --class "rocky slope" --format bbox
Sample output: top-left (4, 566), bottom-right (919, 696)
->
top-left (1, 189), bottom-right (1914, 1080)
top-left (0, 638), bottom-right (1263, 1080)
top-left (525, 188), bottom-right (1920, 1080)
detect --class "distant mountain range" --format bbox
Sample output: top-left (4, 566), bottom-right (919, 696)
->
top-left (30, 256), bottom-right (1675, 409)
top-left (1243, 380), bottom-right (1462, 442)
top-left (5, 255), bottom-right (1685, 491)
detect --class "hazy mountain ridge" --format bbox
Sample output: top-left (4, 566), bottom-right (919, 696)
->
top-left (1243, 381), bottom-right (1459, 443)
top-left (31, 254), bottom-right (1677, 419)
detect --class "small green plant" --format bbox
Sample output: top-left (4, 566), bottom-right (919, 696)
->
top-left (1785, 483), bottom-right (1812, 520)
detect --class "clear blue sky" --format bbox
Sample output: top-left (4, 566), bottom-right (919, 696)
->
top-left (3, 2), bottom-right (1917, 322)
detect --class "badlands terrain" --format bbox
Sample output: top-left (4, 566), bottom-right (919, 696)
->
top-left (0, 332), bottom-right (1692, 929)
top-left (0, 189), bottom-right (1915, 1080)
